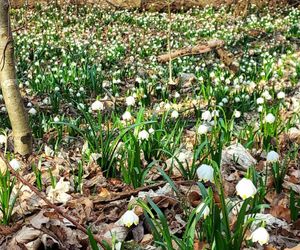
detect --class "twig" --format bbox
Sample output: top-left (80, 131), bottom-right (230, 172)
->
top-left (0, 152), bottom-right (110, 248)
top-left (93, 180), bottom-right (197, 204)
top-left (157, 39), bottom-right (225, 63)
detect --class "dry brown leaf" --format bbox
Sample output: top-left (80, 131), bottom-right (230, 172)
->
top-left (140, 234), bottom-right (153, 245)
top-left (188, 190), bottom-right (201, 207)
top-left (264, 245), bottom-right (278, 250)
top-left (8, 226), bottom-right (41, 247)
top-left (99, 187), bottom-right (111, 198)
top-left (194, 240), bottom-right (208, 250)
top-left (30, 210), bottom-right (50, 229)
top-left (284, 244), bottom-right (300, 250)
top-left (269, 205), bottom-right (291, 223)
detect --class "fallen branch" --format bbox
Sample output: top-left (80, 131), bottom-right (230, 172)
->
top-left (92, 180), bottom-right (198, 204)
top-left (157, 39), bottom-right (225, 63)
top-left (0, 153), bottom-right (110, 248)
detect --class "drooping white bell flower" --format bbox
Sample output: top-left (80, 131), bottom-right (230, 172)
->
top-left (138, 130), bottom-right (149, 141)
top-left (264, 113), bottom-right (275, 124)
top-left (28, 108), bottom-right (37, 115)
top-left (277, 91), bottom-right (285, 99)
top-left (91, 100), bottom-right (104, 111)
top-left (256, 97), bottom-right (264, 105)
top-left (148, 127), bottom-right (155, 134)
top-left (164, 103), bottom-right (172, 111)
top-left (266, 150), bottom-right (279, 163)
top-left (250, 227), bottom-right (270, 246)
top-left (0, 134), bottom-right (7, 145)
top-left (122, 111), bottom-right (132, 121)
top-left (171, 110), bottom-right (179, 119)
top-left (197, 124), bottom-right (209, 135)
top-left (196, 203), bottom-right (210, 219)
top-left (222, 97), bottom-right (228, 104)
top-left (10, 159), bottom-right (21, 171)
top-left (236, 178), bottom-right (257, 200)
top-left (196, 164), bottom-right (214, 183)
top-left (47, 178), bottom-right (71, 204)
top-left (201, 110), bottom-right (212, 121)
top-left (125, 96), bottom-right (135, 106)
top-left (53, 116), bottom-right (60, 122)
top-left (257, 106), bottom-right (263, 112)
top-left (234, 110), bottom-right (241, 118)
top-left (120, 210), bottom-right (139, 227)
top-left (262, 90), bottom-right (272, 100)
top-left (211, 110), bottom-right (219, 117)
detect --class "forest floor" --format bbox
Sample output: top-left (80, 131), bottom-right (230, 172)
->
top-left (0, 3), bottom-right (300, 250)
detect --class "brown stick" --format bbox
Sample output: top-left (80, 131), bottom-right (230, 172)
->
top-left (92, 180), bottom-right (198, 204)
top-left (0, 152), bottom-right (110, 248)
top-left (157, 39), bottom-right (224, 63)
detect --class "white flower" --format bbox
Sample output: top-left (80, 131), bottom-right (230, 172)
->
top-left (138, 130), bottom-right (149, 141)
top-left (257, 97), bottom-right (264, 104)
top-left (47, 178), bottom-right (71, 204)
top-left (0, 134), bottom-right (7, 145)
top-left (174, 92), bottom-right (180, 98)
top-left (148, 127), bottom-right (155, 134)
top-left (197, 164), bottom-right (214, 183)
top-left (196, 203), bottom-right (210, 219)
top-left (53, 116), bottom-right (60, 122)
top-left (54, 87), bottom-right (60, 92)
top-left (236, 178), bottom-right (257, 200)
top-left (28, 108), bottom-right (37, 115)
top-left (201, 110), bottom-right (212, 121)
top-left (120, 210), bottom-right (139, 227)
top-left (42, 97), bottom-right (51, 105)
top-left (115, 242), bottom-right (122, 250)
top-left (222, 98), bottom-right (228, 104)
top-left (125, 96), bottom-right (135, 106)
top-left (211, 110), bottom-right (219, 117)
top-left (277, 91), bottom-right (285, 99)
top-left (10, 159), bottom-right (21, 171)
top-left (78, 103), bottom-right (85, 109)
top-left (262, 90), bottom-right (272, 100)
top-left (234, 97), bottom-right (240, 103)
top-left (165, 103), bottom-right (172, 111)
top-left (197, 124), bottom-right (209, 135)
top-left (266, 151), bottom-right (279, 162)
top-left (234, 110), bottom-right (241, 118)
top-left (250, 227), bottom-right (270, 246)
top-left (91, 100), bottom-right (104, 111)
top-left (171, 110), bottom-right (179, 119)
top-left (136, 76), bottom-right (143, 83)
top-left (258, 106), bottom-right (263, 112)
top-left (122, 111), bottom-right (132, 121)
top-left (264, 113), bottom-right (275, 124)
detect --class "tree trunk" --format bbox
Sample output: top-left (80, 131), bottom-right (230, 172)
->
top-left (0, 0), bottom-right (32, 155)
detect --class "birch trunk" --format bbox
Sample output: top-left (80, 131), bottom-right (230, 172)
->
top-left (0, 0), bottom-right (32, 155)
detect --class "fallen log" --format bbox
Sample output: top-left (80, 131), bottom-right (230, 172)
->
top-left (157, 39), bottom-right (225, 63)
